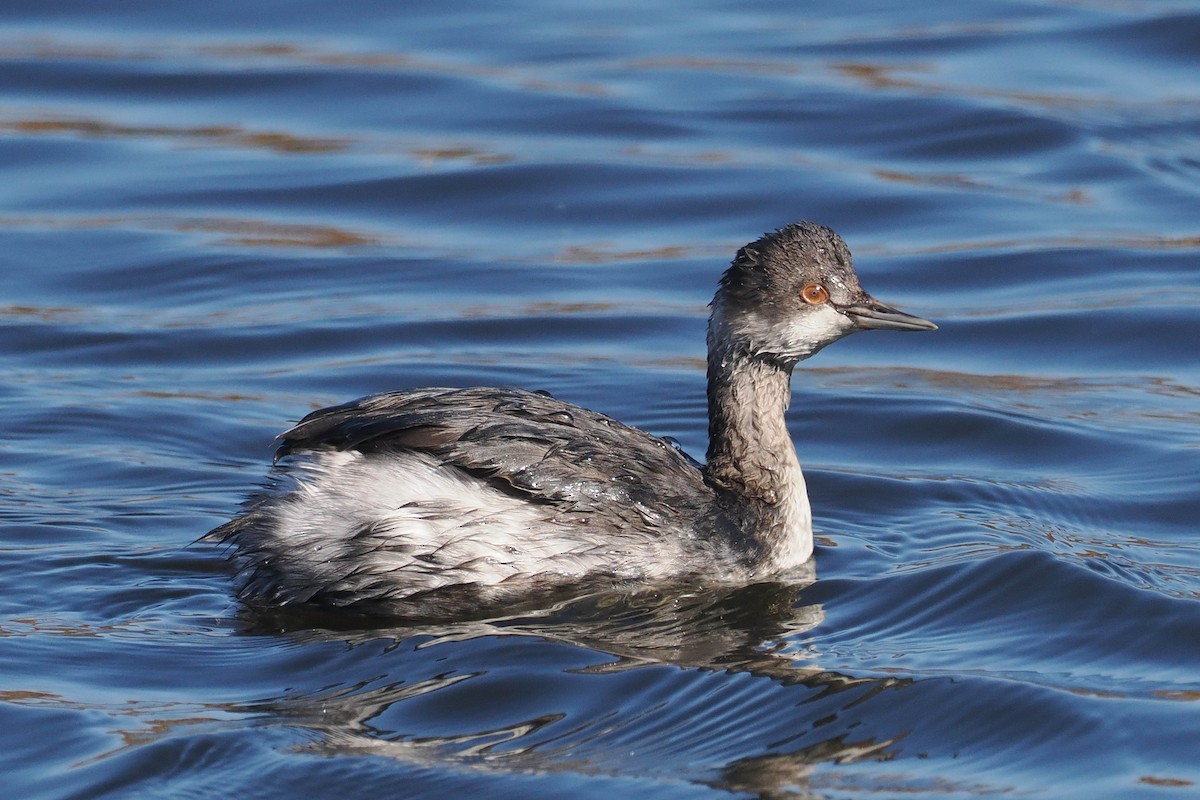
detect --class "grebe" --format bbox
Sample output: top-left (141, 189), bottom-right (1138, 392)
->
top-left (208, 222), bottom-right (935, 616)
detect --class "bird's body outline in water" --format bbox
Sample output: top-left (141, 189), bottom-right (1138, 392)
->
top-left (208, 222), bottom-right (936, 616)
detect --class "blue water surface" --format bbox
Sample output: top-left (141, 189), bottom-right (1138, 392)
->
top-left (1, 2), bottom-right (1198, 798)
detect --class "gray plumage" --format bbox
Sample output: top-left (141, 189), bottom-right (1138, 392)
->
top-left (207, 222), bottom-right (935, 617)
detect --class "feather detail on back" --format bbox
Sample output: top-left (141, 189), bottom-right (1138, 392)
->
top-left (208, 387), bottom-right (751, 615)
top-left (277, 387), bottom-right (713, 520)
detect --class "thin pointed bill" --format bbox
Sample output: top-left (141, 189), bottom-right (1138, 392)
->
top-left (843, 298), bottom-right (938, 332)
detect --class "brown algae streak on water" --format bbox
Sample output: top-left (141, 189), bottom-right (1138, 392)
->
top-left (830, 61), bottom-right (1112, 111)
top-left (0, 304), bottom-right (88, 323)
top-left (0, 118), bottom-right (349, 154)
top-left (860, 233), bottom-right (1200, 258)
top-left (0, 214), bottom-right (380, 249)
top-left (1138, 776), bottom-right (1195, 787)
top-left (198, 41), bottom-right (612, 96)
top-left (830, 59), bottom-right (1200, 117)
top-left (170, 218), bottom-right (380, 248)
top-left (627, 56), bottom-right (801, 76)
top-left (408, 147), bottom-right (513, 167)
top-left (871, 167), bottom-right (1091, 205)
top-left (553, 244), bottom-right (702, 265)
top-left (1, 114), bottom-right (517, 166)
top-left (0, 36), bottom-right (611, 98)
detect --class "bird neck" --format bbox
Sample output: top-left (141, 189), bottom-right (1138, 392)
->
top-left (704, 341), bottom-right (813, 571)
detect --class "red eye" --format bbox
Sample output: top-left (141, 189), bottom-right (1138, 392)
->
top-left (801, 283), bottom-right (829, 305)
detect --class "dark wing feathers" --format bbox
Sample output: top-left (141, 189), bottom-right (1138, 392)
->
top-left (277, 387), bottom-right (714, 516)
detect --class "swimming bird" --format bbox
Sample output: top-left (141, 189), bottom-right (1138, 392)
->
top-left (208, 222), bottom-right (935, 616)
